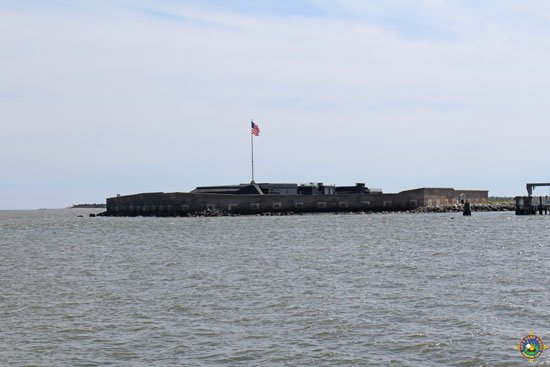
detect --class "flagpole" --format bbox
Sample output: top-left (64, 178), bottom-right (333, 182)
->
top-left (251, 120), bottom-right (255, 183)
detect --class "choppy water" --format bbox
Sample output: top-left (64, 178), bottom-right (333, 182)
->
top-left (1, 209), bottom-right (550, 366)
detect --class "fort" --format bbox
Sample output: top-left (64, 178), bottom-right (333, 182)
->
top-left (102, 182), bottom-right (488, 216)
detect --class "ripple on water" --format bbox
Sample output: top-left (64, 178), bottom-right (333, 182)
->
top-left (1, 210), bottom-right (549, 366)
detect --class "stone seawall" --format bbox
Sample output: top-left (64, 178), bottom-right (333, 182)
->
top-left (408, 203), bottom-right (514, 213)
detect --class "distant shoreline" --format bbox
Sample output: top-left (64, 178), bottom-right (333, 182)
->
top-left (70, 204), bottom-right (106, 209)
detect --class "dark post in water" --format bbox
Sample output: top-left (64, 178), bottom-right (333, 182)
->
top-left (463, 201), bottom-right (472, 216)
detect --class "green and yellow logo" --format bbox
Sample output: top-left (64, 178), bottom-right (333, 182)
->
top-left (516, 331), bottom-right (548, 362)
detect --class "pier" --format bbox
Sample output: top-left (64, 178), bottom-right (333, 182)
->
top-left (515, 183), bottom-right (550, 215)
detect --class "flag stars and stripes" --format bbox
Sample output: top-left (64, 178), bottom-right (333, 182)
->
top-left (251, 121), bottom-right (260, 136)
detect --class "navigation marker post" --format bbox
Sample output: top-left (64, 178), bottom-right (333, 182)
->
top-left (250, 120), bottom-right (260, 183)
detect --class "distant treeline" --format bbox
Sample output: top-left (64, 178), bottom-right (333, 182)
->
top-left (488, 196), bottom-right (514, 202)
top-left (71, 204), bottom-right (106, 208)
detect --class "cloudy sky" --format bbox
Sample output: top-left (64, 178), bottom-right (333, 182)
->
top-left (2, 0), bottom-right (550, 209)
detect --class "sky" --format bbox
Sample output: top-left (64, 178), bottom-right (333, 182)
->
top-left (2, 0), bottom-right (550, 209)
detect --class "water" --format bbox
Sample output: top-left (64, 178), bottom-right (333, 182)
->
top-left (1, 209), bottom-right (549, 366)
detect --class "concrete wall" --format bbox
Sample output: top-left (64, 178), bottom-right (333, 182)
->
top-left (397, 188), bottom-right (488, 207)
top-left (106, 192), bottom-right (401, 216)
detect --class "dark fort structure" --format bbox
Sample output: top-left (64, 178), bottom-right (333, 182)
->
top-left (102, 182), bottom-right (488, 216)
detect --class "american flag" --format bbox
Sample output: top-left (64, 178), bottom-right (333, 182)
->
top-left (251, 121), bottom-right (260, 136)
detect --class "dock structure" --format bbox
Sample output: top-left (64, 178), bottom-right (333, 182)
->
top-left (515, 196), bottom-right (550, 215)
top-left (515, 183), bottom-right (550, 215)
